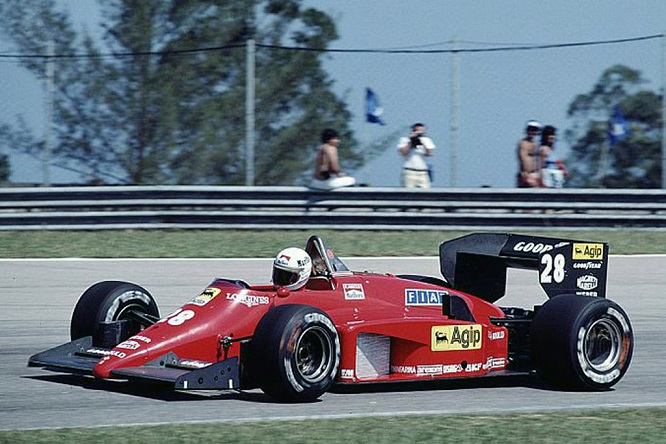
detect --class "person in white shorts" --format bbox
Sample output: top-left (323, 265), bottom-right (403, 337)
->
top-left (397, 123), bottom-right (435, 188)
top-left (310, 128), bottom-right (356, 190)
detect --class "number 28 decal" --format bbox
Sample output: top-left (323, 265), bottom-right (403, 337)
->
top-left (540, 253), bottom-right (566, 284)
top-left (158, 308), bottom-right (196, 326)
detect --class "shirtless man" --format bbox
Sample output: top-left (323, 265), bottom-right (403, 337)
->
top-left (516, 120), bottom-right (543, 188)
top-left (310, 128), bottom-right (356, 190)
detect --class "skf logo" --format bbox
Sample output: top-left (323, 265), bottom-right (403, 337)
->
top-left (573, 243), bottom-right (604, 260)
top-left (488, 330), bottom-right (505, 340)
top-left (431, 325), bottom-right (482, 351)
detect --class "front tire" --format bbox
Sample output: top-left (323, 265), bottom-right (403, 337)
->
top-left (251, 304), bottom-right (340, 402)
top-left (70, 281), bottom-right (160, 341)
top-left (531, 294), bottom-right (633, 390)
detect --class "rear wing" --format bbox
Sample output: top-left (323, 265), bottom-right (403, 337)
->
top-left (439, 233), bottom-right (609, 303)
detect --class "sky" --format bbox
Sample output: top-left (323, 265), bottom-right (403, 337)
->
top-left (1, 0), bottom-right (665, 187)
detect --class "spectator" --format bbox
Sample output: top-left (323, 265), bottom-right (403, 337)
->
top-left (516, 120), bottom-right (543, 187)
top-left (310, 128), bottom-right (356, 190)
top-left (539, 125), bottom-right (567, 188)
top-left (398, 123), bottom-right (435, 188)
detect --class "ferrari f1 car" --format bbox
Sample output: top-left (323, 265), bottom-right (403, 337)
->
top-left (29, 233), bottom-right (634, 402)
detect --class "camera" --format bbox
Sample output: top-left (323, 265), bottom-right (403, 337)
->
top-left (410, 136), bottom-right (422, 147)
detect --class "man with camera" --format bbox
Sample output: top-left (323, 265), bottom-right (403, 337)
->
top-left (397, 123), bottom-right (436, 188)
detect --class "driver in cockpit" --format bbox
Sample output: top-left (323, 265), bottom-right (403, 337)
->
top-left (271, 247), bottom-right (312, 291)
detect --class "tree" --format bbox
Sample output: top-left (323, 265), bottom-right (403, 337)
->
top-left (0, 1), bottom-right (362, 185)
top-left (0, 154), bottom-right (9, 184)
top-left (0, 0), bottom-right (77, 182)
top-left (565, 64), bottom-right (662, 188)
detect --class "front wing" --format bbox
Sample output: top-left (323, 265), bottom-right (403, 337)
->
top-left (28, 337), bottom-right (240, 390)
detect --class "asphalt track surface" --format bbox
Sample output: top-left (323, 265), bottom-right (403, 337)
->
top-left (2, 256), bottom-right (665, 430)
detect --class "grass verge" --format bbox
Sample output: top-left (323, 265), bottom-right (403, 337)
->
top-left (1, 408), bottom-right (665, 443)
top-left (0, 229), bottom-right (664, 258)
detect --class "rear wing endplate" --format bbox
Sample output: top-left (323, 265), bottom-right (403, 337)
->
top-left (439, 233), bottom-right (609, 303)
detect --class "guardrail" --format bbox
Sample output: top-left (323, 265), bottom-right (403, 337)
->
top-left (0, 185), bottom-right (665, 230)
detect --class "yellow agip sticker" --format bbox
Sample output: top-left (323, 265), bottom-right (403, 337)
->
top-left (190, 287), bottom-right (221, 306)
top-left (572, 243), bottom-right (604, 260)
top-left (431, 325), bottom-right (482, 351)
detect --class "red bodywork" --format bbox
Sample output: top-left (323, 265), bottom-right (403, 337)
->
top-left (30, 233), bottom-right (623, 396)
top-left (94, 269), bottom-right (509, 384)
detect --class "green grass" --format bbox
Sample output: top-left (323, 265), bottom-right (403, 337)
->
top-left (0, 229), bottom-right (664, 258)
top-left (1, 408), bottom-right (666, 443)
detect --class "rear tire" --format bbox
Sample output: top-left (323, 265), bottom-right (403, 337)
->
top-left (70, 281), bottom-right (159, 341)
top-left (251, 304), bottom-right (340, 402)
top-left (531, 294), bottom-right (633, 390)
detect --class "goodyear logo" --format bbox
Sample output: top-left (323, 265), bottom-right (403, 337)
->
top-left (405, 289), bottom-right (448, 306)
top-left (573, 243), bottom-right (604, 260)
top-left (431, 325), bottom-right (482, 351)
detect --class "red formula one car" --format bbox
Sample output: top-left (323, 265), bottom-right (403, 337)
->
top-left (29, 233), bottom-right (634, 402)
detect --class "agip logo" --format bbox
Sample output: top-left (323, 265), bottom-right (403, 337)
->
top-left (190, 287), bottom-right (221, 306)
top-left (431, 325), bottom-right (482, 351)
top-left (573, 243), bottom-right (604, 260)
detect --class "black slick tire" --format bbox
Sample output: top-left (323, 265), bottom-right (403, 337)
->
top-left (70, 281), bottom-right (159, 341)
top-left (530, 294), bottom-right (633, 390)
top-left (251, 304), bottom-right (340, 402)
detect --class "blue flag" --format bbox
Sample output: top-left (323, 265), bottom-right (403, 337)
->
top-left (609, 105), bottom-right (629, 146)
top-left (365, 88), bottom-right (386, 125)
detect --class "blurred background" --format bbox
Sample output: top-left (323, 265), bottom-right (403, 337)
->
top-left (0, 0), bottom-right (664, 189)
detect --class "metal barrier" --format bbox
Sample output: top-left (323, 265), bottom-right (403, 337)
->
top-left (0, 185), bottom-right (665, 230)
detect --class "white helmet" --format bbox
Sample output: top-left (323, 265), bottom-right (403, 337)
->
top-left (272, 247), bottom-right (312, 290)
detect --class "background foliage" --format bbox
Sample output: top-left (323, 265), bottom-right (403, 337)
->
top-left (0, 0), bottom-right (362, 185)
top-left (565, 64), bottom-right (662, 188)
top-left (0, 3), bottom-right (662, 188)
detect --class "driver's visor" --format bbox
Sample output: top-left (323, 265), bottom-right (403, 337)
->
top-left (272, 267), bottom-right (300, 286)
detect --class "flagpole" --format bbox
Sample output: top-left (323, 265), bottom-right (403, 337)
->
top-left (596, 140), bottom-right (609, 188)
top-left (245, 38), bottom-right (256, 186)
top-left (450, 37), bottom-right (460, 187)
top-left (43, 39), bottom-right (54, 187)
top-left (661, 32), bottom-right (666, 189)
